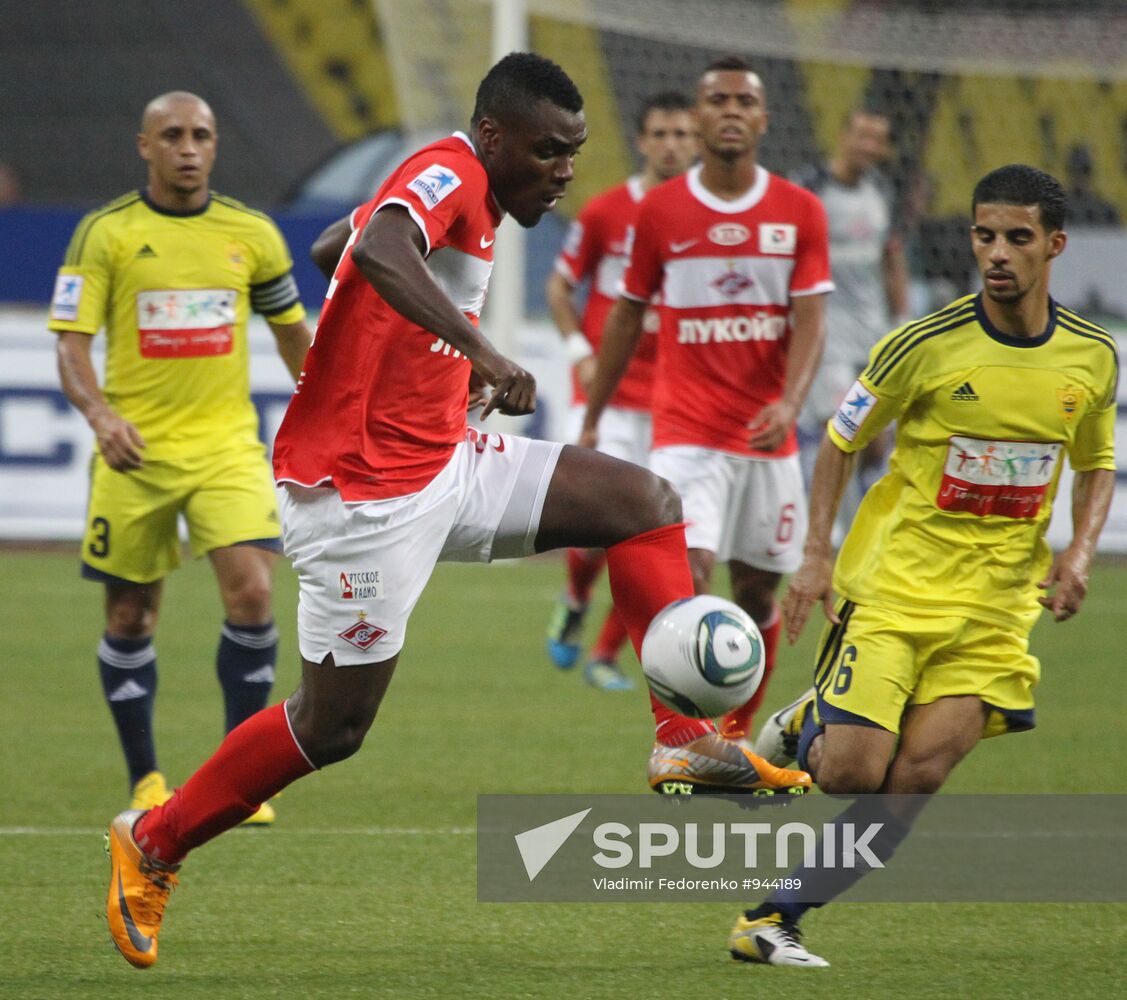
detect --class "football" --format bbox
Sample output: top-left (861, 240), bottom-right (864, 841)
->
top-left (640, 595), bottom-right (765, 719)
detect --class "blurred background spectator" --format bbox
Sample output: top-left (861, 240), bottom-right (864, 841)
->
top-left (1065, 142), bottom-right (1122, 226)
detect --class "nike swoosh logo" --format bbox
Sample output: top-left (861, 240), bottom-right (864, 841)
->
top-left (118, 871), bottom-right (154, 954)
top-left (480, 235), bottom-right (494, 249)
top-left (669, 239), bottom-right (699, 253)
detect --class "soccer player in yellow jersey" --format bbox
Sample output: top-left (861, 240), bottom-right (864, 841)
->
top-left (728, 164), bottom-right (1117, 966)
top-left (49, 92), bottom-right (313, 822)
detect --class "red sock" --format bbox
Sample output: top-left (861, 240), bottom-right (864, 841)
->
top-left (719, 606), bottom-right (782, 740)
top-left (589, 606), bottom-right (630, 663)
top-left (134, 702), bottom-right (314, 864)
top-left (566, 548), bottom-right (606, 605)
top-left (605, 523), bottom-right (713, 747)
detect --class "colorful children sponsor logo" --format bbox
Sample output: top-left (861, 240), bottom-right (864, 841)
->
top-left (937, 436), bottom-right (1061, 518)
top-left (135, 288), bottom-right (236, 358)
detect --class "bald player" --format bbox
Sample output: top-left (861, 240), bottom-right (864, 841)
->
top-left (50, 91), bottom-right (313, 822)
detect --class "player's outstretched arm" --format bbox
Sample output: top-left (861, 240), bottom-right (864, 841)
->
top-left (352, 206), bottom-right (534, 416)
top-left (579, 296), bottom-right (646, 447)
top-left (782, 434), bottom-right (856, 643)
top-left (1037, 467), bottom-right (1115, 621)
top-left (54, 331), bottom-right (146, 471)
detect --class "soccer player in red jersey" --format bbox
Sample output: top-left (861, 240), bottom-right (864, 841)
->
top-left (582, 54), bottom-right (833, 759)
top-left (545, 90), bottom-right (698, 690)
top-left (103, 53), bottom-right (811, 970)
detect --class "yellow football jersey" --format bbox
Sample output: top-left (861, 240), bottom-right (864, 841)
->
top-left (48, 191), bottom-right (305, 459)
top-left (827, 293), bottom-right (1118, 629)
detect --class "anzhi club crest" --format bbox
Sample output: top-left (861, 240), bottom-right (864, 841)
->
top-left (1056, 385), bottom-right (1083, 422)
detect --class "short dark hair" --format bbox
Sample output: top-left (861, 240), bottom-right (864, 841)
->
top-left (636, 90), bottom-right (693, 133)
top-left (972, 164), bottom-right (1068, 232)
top-left (704, 54), bottom-right (756, 75)
top-left (472, 52), bottom-right (583, 125)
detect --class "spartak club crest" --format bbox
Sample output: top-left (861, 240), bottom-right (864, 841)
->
top-left (338, 612), bottom-right (387, 651)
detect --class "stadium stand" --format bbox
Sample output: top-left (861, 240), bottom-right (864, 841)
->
top-left (243, 0), bottom-right (399, 140)
top-left (0, 0), bottom-right (338, 206)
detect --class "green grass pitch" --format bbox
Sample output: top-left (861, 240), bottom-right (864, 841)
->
top-left (1, 548), bottom-right (1123, 998)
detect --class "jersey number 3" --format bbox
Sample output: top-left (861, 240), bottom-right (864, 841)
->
top-left (88, 516), bottom-right (111, 558)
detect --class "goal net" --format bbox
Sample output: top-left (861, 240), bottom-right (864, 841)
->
top-left (374, 0), bottom-right (1127, 315)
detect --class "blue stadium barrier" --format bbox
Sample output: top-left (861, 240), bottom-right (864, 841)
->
top-left (0, 204), bottom-right (562, 313)
top-left (0, 205), bottom-right (337, 307)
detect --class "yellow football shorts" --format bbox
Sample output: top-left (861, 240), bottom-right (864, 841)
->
top-left (812, 599), bottom-right (1039, 739)
top-left (81, 442), bottom-right (281, 584)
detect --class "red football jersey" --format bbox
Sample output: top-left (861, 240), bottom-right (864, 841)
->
top-left (556, 176), bottom-right (656, 410)
top-left (623, 164), bottom-right (833, 457)
top-left (273, 133), bottom-right (500, 500)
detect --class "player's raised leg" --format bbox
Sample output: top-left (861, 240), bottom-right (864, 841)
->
top-left (535, 445), bottom-right (810, 794)
top-left (535, 444), bottom-right (709, 740)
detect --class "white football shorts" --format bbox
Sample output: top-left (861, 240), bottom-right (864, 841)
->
top-left (563, 403), bottom-right (652, 467)
top-left (278, 429), bottom-right (563, 664)
top-left (649, 445), bottom-right (807, 572)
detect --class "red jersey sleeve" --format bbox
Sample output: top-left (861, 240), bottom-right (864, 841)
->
top-left (376, 152), bottom-right (486, 256)
top-left (621, 194), bottom-right (665, 303)
top-left (790, 190), bottom-right (833, 297)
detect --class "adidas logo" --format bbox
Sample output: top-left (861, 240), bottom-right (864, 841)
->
top-left (243, 665), bottom-right (276, 684)
top-left (108, 679), bottom-right (149, 702)
top-left (135, 244), bottom-right (157, 258)
top-left (950, 381), bottom-right (979, 401)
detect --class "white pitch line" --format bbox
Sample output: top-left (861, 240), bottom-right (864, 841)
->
top-left (296, 828), bottom-right (475, 836)
top-left (0, 827), bottom-right (475, 837)
top-left (1, 827), bottom-right (1119, 839)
